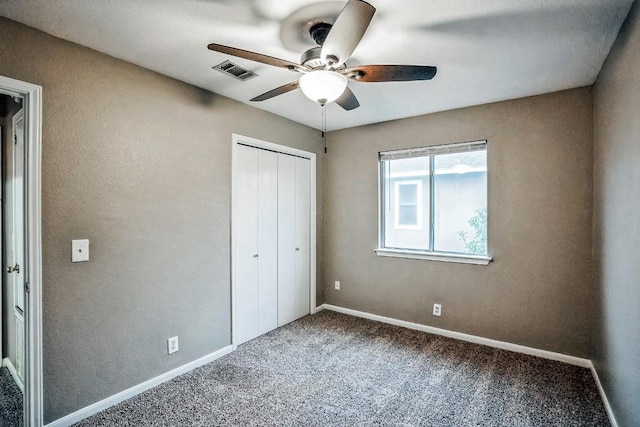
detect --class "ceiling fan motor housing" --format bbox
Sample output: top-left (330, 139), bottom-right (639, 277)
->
top-left (301, 47), bottom-right (323, 68)
top-left (301, 46), bottom-right (346, 70)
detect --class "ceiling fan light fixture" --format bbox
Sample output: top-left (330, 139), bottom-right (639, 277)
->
top-left (299, 70), bottom-right (348, 104)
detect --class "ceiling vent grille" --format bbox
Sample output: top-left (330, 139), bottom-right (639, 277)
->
top-left (213, 60), bottom-right (258, 81)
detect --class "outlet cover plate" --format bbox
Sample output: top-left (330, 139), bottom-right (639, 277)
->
top-left (167, 336), bottom-right (179, 354)
top-left (433, 304), bottom-right (442, 317)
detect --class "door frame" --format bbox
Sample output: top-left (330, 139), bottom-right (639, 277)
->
top-left (0, 75), bottom-right (43, 427)
top-left (231, 134), bottom-right (316, 349)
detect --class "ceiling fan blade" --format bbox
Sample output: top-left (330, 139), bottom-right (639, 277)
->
top-left (345, 65), bottom-right (438, 82)
top-left (335, 86), bottom-right (360, 111)
top-left (250, 81), bottom-right (300, 102)
top-left (321, 0), bottom-right (375, 67)
top-left (208, 43), bottom-right (307, 72)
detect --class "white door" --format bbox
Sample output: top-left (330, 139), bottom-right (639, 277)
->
top-left (5, 108), bottom-right (25, 386)
top-left (277, 154), bottom-right (311, 326)
top-left (12, 110), bottom-right (25, 314)
top-left (256, 149), bottom-right (278, 335)
top-left (234, 145), bottom-right (259, 345)
top-left (233, 137), bottom-right (313, 344)
top-left (13, 109), bottom-right (25, 384)
top-left (234, 145), bottom-right (279, 344)
top-left (293, 157), bottom-right (311, 320)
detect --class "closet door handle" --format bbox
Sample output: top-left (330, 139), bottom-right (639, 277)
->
top-left (253, 254), bottom-right (259, 258)
top-left (295, 248), bottom-right (300, 251)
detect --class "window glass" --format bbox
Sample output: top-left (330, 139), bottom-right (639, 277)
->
top-left (379, 142), bottom-right (487, 257)
top-left (383, 157), bottom-right (429, 250)
top-left (433, 151), bottom-right (487, 254)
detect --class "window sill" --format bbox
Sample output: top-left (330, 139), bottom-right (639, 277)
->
top-left (374, 248), bottom-right (492, 265)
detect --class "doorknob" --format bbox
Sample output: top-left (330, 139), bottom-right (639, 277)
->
top-left (295, 248), bottom-right (300, 251)
top-left (253, 254), bottom-right (259, 258)
top-left (6, 264), bottom-right (19, 274)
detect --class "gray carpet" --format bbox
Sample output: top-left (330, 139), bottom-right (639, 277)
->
top-left (76, 311), bottom-right (609, 426)
top-left (0, 366), bottom-right (23, 426)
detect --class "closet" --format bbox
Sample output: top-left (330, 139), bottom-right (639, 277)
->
top-left (233, 138), bottom-right (312, 345)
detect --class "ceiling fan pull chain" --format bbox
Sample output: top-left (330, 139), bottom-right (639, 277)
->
top-left (322, 104), bottom-right (327, 153)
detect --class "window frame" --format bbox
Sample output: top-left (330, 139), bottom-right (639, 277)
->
top-left (376, 141), bottom-right (492, 265)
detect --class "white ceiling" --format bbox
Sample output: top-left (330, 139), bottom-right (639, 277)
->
top-left (0, 0), bottom-right (634, 131)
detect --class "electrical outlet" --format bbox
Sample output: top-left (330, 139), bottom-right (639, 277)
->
top-left (335, 280), bottom-right (341, 290)
top-left (167, 336), bottom-right (179, 354)
top-left (433, 304), bottom-right (442, 317)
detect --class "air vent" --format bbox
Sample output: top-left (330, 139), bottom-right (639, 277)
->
top-left (213, 60), bottom-right (258, 81)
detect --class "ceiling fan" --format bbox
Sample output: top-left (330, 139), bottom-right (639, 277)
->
top-left (207, 0), bottom-right (437, 111)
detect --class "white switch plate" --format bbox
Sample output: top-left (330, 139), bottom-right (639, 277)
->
top-left (335, 280), bottom-right (340, 290)
top-left (71, 239), bottom-right (89, 262)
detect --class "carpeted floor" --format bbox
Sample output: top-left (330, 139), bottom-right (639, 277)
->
top-left (77, 311), bottom-right (609, 426)
top-left (0, 366), bottom-right (23, 426)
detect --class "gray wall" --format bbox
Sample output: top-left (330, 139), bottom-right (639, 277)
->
top-left (325, 88), bottom-right (594, 357)
top-left (0, 18), bottom-right (324, 423)
top-left (593, 1), bottom-right (640, 425)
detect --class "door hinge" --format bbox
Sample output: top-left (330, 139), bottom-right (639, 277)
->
top-left (14, 134), bottom-right (17, 144)
top-left (25, 281), bottom-right (30, 293)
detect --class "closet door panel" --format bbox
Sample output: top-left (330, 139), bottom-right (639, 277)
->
top-left (235, 145), bottom-right (259, 344)
top-left (277, 154), bottom-right (297, 326)
top-left (294, 157), bottom-right (311, 320)
top-left (257, 149), bottom-right (278, 335)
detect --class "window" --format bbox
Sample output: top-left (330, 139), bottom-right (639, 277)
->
top-left (394, 180), bottom-right (422, 229)
top-left (377, 141), bottom-right (490, 264)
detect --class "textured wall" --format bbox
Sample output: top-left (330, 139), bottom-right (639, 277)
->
top-left (0, 18), bottom-right (324, 423)
top-left (593, 1), bottom-right (640, 426)
top-left (325, 88), bottom-right (594, 357)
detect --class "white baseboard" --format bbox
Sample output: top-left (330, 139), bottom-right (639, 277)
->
top-left (45, 345), bottom-right (234, 427)
top-left (2, 357), bottom-right (24, 393)
top-left (588, 361), bottom-right (618, 427)
top-left (317, 304), bottom-right (591, 367)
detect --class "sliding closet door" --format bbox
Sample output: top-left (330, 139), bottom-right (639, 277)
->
top-left (277, 154), bottom-right (296, 326)
top-left (235, 145), bottom-right (279, 344)
top-left (234, 136), bottom-right (313, 344)
top-left (257, 150), bottom-right (278, 335)
top-left (293, 157), bottom-right (311, 320)
top-left (235, 145), bottom-right (259, 344)
top-left (278, 153), bottom-right (311, 326)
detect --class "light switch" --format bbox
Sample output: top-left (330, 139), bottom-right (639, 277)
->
top-left (72, 239), bottom-right (89, 262)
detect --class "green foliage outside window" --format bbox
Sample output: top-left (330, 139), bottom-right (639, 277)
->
top-left (458, 208), bottom-right (487, 255)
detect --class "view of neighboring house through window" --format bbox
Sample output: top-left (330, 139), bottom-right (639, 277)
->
top-left (394, 180), bottom-right (422, 229)
top-left (379, 141), bottom-right (487, 257)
